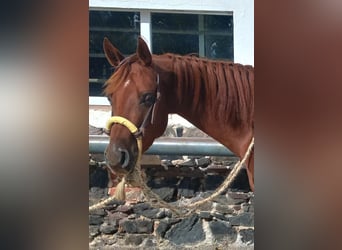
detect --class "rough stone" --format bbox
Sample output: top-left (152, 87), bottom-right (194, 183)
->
top-left (89, 238), bottom-right (106, 249)
top-left (209, 220), bottom-right (237, 243)
top-left (127, 214), bottom-right (137, 220)
top-left (116, 204), bottom-right (133, 214)
top-left (178, 177), bottom-right (200, 198)
top-left (239, 228), bottom-right (254, 244)
top-left (119, 218), bottom-right (154, 234)
top-left (107, 212), bottom-right (127, 226)
top-left (233, 205), bottom-right (242, 211)
top-left (89, 215), bottom-right (104, 225)
top-left (89, 208), bottom-right (106, 216)
top-left (195, 157), bottom-right (211, 166)
top-left (150, 186), bottom-right (176, 201)
top-left (89, 187), bottom-right (107, 199)
top-left (171, 158), bottom-right (195, 166)
top-left (124, 234), bottom-right (144, 245)
top-left (148, 176), bottom-right (178, 186)
top-left (214, 203), bottom-right (235, 215)
top-left (138, 208), bottom-right (162, 219)
top-left (165, 214), bottom-right (205, 245)
top-left (155, 220), bottom-right (171, 238)
top-left (242, 203), bottom-right (251, 212)
top-left (229, 168), bottom-right (251, 191)
top-left (248, 204), bottom-right (254, 213)
top-left (103, 201), bottom-right (124, 212)
top-left (145, 237), bottom-right (157, 247)
top-left (133, 202), bottom-right (152, 212)
top-left (89, 167), bottom-right (108, 188)
top-left (159, 217), bottom-right (181, 225)
top-left (212, 194), bottom-right (230, 204)
top-left (211, 212), bottom-right (229, 221)
top-left (132, 203), bottom-right (165, 219)
top-left (89, 225), bottom-right (100, 238)
top-left (100, 222), bottom-right (118, 234)
top-left (186, 197), bottom-right (213, 211)
top-left (157, 209), bottom-right (171, 219)
top-left (229, 212), bottom-right (254, 227)
top-left (249, 194), bottom-right (254, 203)
top-left (205, 175), bottom-right (225, 190)
top-left (97, 199), bottom-right (124, 212)
top-left (198, 211), bottom-right (212, 220)
top-left (227, 192), bottom-right (251, 203)
top-left (221, 193), bottom-right (249, 206)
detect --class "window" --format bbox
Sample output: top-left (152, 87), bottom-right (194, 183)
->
top-left (89, 10), bottom-right (233, 96)
top-left (89, 10), bottom-right (140, 96)
top-left (151, 13), bottom-right (233, 60)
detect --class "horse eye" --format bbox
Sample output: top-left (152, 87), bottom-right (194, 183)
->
top-left (140, 93), bottom-right (156, 107)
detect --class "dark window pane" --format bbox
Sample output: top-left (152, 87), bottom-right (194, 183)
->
top-left (89, 10), bottom-right (141, 96)
top-left (205, 35), bottom-right (233, 60)
top-left (90, 11), bottom-right (140, 29)
top-left (90, 31), bottom-right (139, 55)
top-left (204, 15), bottom-right (233, 33)
top-left (152, 33), bottom-right (198, 55)
top-left (89, 57), bottom-right (114, 79)
top-left (152, 13), bottom-right (198, 31)
top-left (89, 83), bottom-right (105, 96)
top-left (151, 12), bottom-right (233, 61)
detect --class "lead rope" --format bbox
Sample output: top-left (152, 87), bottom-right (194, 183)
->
top-left (134, 136), bottom-right (254, 217)
top-left (184, 137), bottom-right (254, 211)
top-left (89, 117), bottom-right (254, 217)
top-left (89, 116), bottom-right (142, 212)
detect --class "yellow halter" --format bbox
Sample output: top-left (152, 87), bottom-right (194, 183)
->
top-left (105, 116), bottom-right (143, 159)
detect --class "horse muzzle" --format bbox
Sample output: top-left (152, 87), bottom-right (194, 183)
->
top-left (104, 116), bottom-right (143, 175)
top-left (104, 143), bottom-right (136, 174)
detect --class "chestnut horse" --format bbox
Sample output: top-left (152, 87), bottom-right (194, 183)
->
top-left (103, 37), bottom-right (254, 191)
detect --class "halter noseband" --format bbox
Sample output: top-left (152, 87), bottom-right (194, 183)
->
top-left (105, 73), bottom-right (160, 139)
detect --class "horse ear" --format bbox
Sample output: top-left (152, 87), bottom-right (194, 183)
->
top-left (103, 37), bottom-right (125, 67)
top-left (137, 37), bottom-right (152, 66)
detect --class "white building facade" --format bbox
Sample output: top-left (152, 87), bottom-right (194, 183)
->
top-left (89, 0), bottom-right (253, 126)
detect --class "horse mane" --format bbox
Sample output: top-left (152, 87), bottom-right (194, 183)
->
top-left (163, 54), bottom-right (254, 128)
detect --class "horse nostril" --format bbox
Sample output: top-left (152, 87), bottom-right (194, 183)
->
top-left (118, 148), bottom-right (130, 168)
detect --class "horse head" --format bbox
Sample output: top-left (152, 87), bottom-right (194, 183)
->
top-left (103, 37), bottom-right (168, 176)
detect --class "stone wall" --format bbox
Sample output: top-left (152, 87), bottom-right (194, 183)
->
top-left (89, 125), bottom-right (254, 249)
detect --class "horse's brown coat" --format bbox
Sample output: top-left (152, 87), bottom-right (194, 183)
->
top-left (103, 37), bottom-right (254, 191)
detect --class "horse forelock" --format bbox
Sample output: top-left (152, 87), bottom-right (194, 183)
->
top-left (163, 54), bottom-right (254, 128)
top-left (103, 55), bottom-right (139, 96)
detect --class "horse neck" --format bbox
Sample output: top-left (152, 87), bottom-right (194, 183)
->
top-left (154, 54), bottom-right (254, 155)
top-left (154, 55), bottom-right (218, 131)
